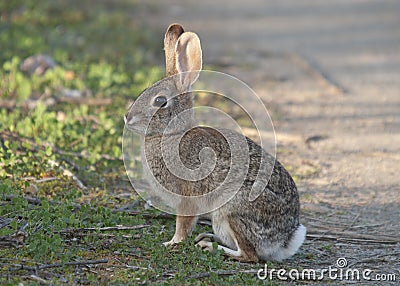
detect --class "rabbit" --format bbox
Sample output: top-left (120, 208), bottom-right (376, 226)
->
top-left (124, 23), bottom-right (306, 262)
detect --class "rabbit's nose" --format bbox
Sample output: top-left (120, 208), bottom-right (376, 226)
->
top-left (124, 113), bottom-right (140, 125)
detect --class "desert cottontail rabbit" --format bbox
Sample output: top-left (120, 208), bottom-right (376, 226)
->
top-left (124, 23), bottom-right (306, 262)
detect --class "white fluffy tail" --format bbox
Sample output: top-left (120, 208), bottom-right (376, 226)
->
top-left (258, 224), bottom-right (307, 261)
top-left (279, 224), bottom-right (306, 260)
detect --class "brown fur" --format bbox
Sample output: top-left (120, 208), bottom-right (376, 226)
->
top-left (124, 23), bottom-right (306, 262)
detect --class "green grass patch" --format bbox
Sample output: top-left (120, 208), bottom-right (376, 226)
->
top-left (0, 1), bottom-right (280, 284)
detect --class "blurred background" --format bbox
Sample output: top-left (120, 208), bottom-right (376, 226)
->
top-left (138, 0), bottom-right (400, 206)
top-left (140, 0), bottom-right (400, 95)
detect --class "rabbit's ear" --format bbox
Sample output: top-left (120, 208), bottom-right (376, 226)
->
top-left (175, 32), bottom-right (202, 91)
top-left (164, 23), bottom-right (185, 76)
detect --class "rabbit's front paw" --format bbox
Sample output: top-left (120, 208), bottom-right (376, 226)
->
top-left (163, 235), bottom-right (184, 246)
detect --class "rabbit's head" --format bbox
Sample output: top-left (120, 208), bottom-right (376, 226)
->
top-left (124, 24), bottom-right (202, 136)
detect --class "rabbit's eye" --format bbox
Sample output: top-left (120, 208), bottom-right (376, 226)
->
top-left (153, 96), bottom-right (168, 108)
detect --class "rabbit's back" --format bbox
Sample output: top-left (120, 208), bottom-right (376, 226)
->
top-left (144, 126), bottom-right (299, 214)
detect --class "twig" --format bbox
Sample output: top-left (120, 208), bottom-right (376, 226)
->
top-left (187, 269), bottom-right (258, 280)
top-left (20, 176), bottom-right (58, 183)
top-left (113, 257), bottom-right (148, 270)
top-left (2, 194), bottom-right (81, 210)
top-left (121, 210), bottom-right (211, 226)
top-left (58, 224), bottom-right (150, 235)
top-left (3, 194), bottom-right (42, 205)
top-left (341, 211), bottom-right (362, 232)
top-left (349, 223), bottom-right (383, 229)
top-left (48, 160), bottom-right (87, 190)
top-left (26, 274), bottom-right (49, 285)
top-left (10, 259), bottom-right (108, 271)
top-left (0, 218), bottom-right (13, 228)
top-left (36, 177), bottom-right (58, 183)
top-left (120, 210), bottom-right (175, 220)
top-left (306, 228), bottom-right (400, 244)
top-left (304, 215), bottom-right (348, 226)
top-left (0, 231), bottom-right (27, 248)
top-left (347, 251), bottom-right (400, 268)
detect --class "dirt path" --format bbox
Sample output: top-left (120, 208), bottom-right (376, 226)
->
top-left (137, 0), bottom-right (400, 283)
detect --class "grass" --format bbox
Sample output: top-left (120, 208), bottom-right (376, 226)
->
top-left (0, 1), bottom-right (280, 284)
